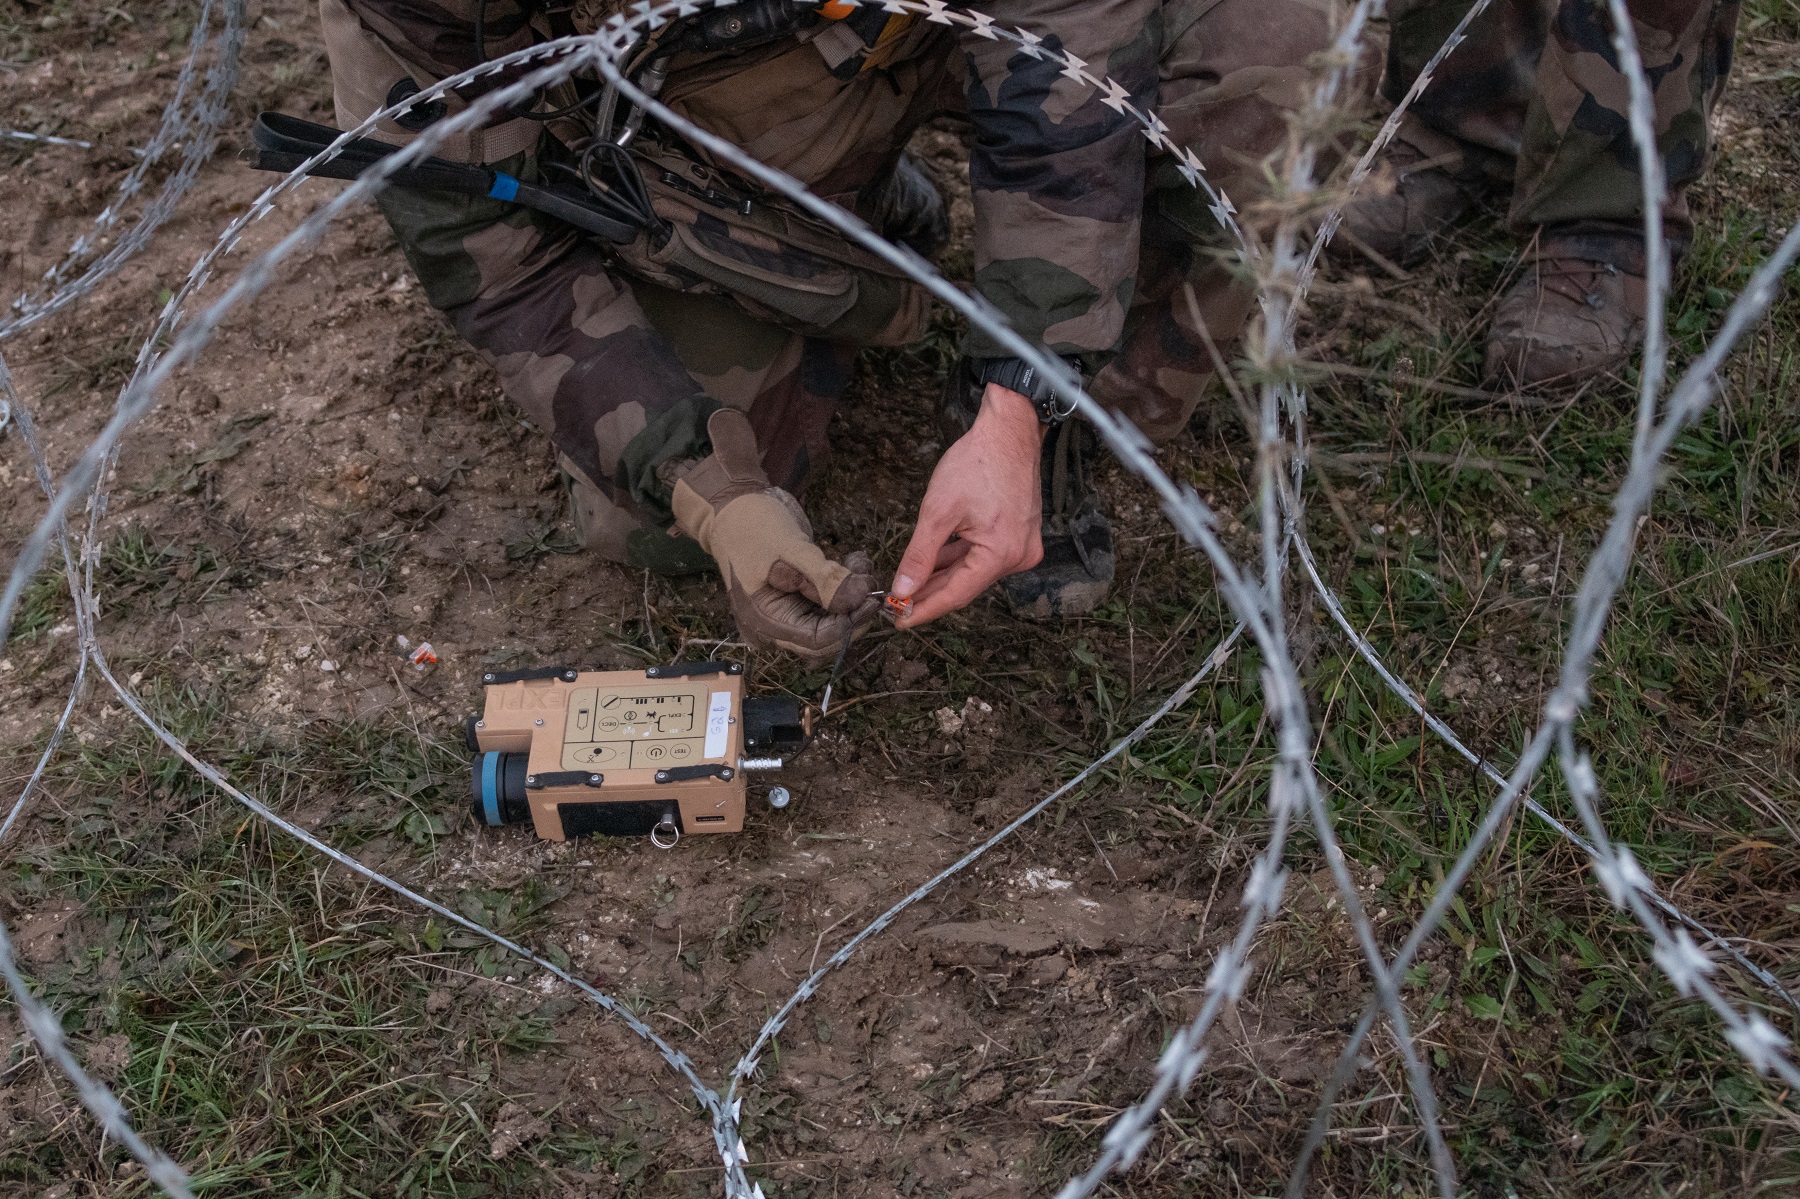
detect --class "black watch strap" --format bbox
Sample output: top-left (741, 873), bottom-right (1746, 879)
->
top-left (974, 355), bottom-right (1082, 424)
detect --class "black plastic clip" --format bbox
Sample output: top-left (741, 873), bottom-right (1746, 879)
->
top-left (483, 666), bottom-right (580, 686)
top-left (654, 764), bottom-right (735, 784)
top-left (645, 661), bottom-right (743, 680)
top-left (524, 771), bottom-right (605, 790)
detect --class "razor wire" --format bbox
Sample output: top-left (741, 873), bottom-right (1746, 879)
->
top-left (0, 10), bottom-right (1289, 1193)
top-left (1068, 0), bottom-right (1800, 1188)
top-left (720, 625), bottom-right (1247, 1112)
top-left (0, 359), bottom-right (94, 851)
top-left (1294, 0), bottom-right (1494, 293)
top-left (0, 0), bottom-right (247, 342)
top-left (0, 917), bottom-right (197, 1199)
top-left (0, 0), bottom-right (1796, 1196)
top-left (1275, 224), bottom-right (1800, 1188)
top-left (0, 32), bottom-right (766, 1199)
top-left (590, 8), bottom-right (1464, 1188)
top-left (1262, 0), bottom-right (1800, 1177)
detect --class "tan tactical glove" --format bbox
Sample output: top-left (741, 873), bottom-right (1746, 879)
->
top-left (672, 408), bottom-right (879, 663)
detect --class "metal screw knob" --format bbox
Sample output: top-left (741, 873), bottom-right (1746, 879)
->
top-left (768, 786), bottom-right (791, 809)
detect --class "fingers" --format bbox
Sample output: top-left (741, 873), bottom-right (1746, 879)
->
top-left (930, 538), bottom-right (974, 572)
top-left (766, 558), bottom-right (827, 606)
top-left (896, 541), bottom-right (1011, 628)
top-left (750, 588), bottom-right (879, 664)
top-left (767, 550), bottom-right (877, 614)
top-left (825, 549), bottom-right (877, 614)
top-left (889, 539), bottom-right (972, 617)
top-left (892, 503), bottom-right (960, 602)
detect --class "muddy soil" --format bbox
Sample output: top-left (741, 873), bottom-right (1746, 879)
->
top-left (0, 2), bottom-right (1368, 1194)
top-left (13, 2), bottom-right (1795, 1196)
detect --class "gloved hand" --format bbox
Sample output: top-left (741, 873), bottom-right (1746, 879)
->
top-left (672, 408), bottom-right (879, 663)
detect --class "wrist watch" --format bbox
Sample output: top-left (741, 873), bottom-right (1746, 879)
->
top-left (974, 355), bottom-right (1083, 425)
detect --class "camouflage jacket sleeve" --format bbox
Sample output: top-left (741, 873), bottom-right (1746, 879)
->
top-left (957, 0), bottom-right (1161, 365)
top-left (321, 0), bottom-right (715, 513)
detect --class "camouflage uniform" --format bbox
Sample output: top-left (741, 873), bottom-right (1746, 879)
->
top-left (1385, 0), bottom-right (1741, 262)
top-left (319, 0), bottom-right (1346, 571)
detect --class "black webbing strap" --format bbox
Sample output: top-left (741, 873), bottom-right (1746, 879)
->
top-left (247, 111), bottom-right (644, 245)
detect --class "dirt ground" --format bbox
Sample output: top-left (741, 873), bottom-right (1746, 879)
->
top-left (4, 1), bottom-right (1800, 1197)
top-left (0, 3), bottom-right (1325, 1193)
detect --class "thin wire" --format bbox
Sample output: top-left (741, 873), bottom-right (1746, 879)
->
top-left (2, 129), bottom-right (94, 149)
top-left (727, 627), bottom-right (1246, 1106)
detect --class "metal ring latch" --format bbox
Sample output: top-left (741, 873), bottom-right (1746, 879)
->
top-left (650, 816), bottom-right (680, 850)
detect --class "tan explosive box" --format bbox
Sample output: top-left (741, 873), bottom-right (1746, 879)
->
top-left (466, 661), bottom-right (803, 844)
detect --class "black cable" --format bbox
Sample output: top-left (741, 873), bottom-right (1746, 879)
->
top-left (577, 141), bottom-right (657, 225)
top-left (473, 0), bottom-right (601, 122)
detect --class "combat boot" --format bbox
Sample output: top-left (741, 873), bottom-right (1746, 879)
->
top-left (1333, 121), bottom-right (1498, 269)
top-left (1004, 418), bottom-right (1115, 619)
top-left (1485, 247), bottom-right (1647, 388)
top-left (939, 362), bottom-right (1114, 619)
top-left (867, 152), bottom-right (949, 260)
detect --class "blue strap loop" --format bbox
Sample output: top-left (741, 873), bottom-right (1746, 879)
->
top-left (487, 172), bottom-right (521, 202)
top-left (480, 752), bottom-right (503, 825)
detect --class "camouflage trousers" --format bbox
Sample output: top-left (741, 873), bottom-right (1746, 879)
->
top-left (1386, 0), bottom-right (1741, 259)
top-left (338, 0), bottom-right (1353, 572)
top-left (1075, 0), bottom-right (1366, 443)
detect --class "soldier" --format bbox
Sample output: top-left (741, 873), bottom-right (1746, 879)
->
top-left (1340, 0), bottom-right (1740, 386)
top-left (316, 0), bottom-right (1351, 660)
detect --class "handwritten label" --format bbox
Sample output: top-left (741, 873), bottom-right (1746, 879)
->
top-left (704, 691), bottom-right (731, 759)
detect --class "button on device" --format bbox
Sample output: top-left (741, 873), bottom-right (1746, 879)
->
top-left (646, 745), bottom-right (666, 760)
top-left (670, 743), bottom-right (692, 759)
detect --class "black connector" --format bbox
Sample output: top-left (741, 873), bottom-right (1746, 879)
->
top-left (743, 695), bottom-right (807, 755)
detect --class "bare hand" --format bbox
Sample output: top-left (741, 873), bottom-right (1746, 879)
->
top-left (891, 384), bottom-right (1045, 627)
